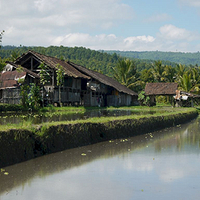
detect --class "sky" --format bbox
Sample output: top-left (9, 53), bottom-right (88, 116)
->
top-left (1, 0), bottom-right (200, 52)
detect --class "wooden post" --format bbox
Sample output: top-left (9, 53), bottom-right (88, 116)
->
top-left (31, 57), bottom-right (33, 71)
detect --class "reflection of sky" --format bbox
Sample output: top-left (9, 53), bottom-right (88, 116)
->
top-left (1, 119), bottom-right (200, 200)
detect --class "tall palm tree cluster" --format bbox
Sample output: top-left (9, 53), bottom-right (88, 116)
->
top-left (112, 59), bottom-right (200, 94)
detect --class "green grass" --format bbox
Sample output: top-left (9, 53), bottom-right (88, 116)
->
top-left (40, 105), bottom-right (86, 112)
top-left (40, 107), bottom-right (195, 124)
top-left (0, 106), bottom-right (197, 132)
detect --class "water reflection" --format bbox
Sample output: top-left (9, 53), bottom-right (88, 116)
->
top-left (1, 117), bottom-right (200, 200)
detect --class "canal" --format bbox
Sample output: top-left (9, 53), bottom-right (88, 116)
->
top-left (0, 116), bottom-right (200, 200)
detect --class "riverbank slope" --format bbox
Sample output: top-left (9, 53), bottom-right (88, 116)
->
top-left (0, 108), bottom-right (198, 168)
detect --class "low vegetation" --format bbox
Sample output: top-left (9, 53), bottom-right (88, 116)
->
top-left (0, 106), bottom-right (196, 131)
top-left (0, 106), bottom-right (198, 168)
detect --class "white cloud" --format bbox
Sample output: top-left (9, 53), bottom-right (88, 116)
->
top-left (3, 23), bottom-right (200, 52)
top-left (159, 169), bottom-right (185, 183)
top-left (1, 0), bottom-right (134, 46)
top-left (1, 0), bottom-right (200, 52)
top-left (51, 33), bottom-right (121, 50)
top-left (158, 24), bottom-right (200, 41)
top-left (179, 0), bottom-right (200, 7)
top-left (145, 13), bottom-right (172, 23)
top-left (34, 0), bottom-right (57, 12)
top-left (124, 36), bottom-right (155, 43)
top-left (40, 25), bottom-right (200, 52)
top-left (1, 0), bottom-right (133, 26)
top-left (32, 0), bottom-right (134, 29)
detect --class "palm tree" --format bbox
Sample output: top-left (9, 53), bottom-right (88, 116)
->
top-left (140, 69), bottom-right (154, 83)
top-left (152, 61), bottom-right (165, 82)
top-left (179, 72), bottom-right (193, 92)
top-left (163, 65), bottom-right (176, 82)
top-left (176, 64), bottom-right (186, 84)
top-left (190, 68), bottom-right (200, 93)
top-left (112, 59), bottom-right (139, 88)
top-left (178, 67), bottom-right (200, 94)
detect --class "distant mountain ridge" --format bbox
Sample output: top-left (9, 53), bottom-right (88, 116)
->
top-left (1, 46), bottom-right (199, 76)
top-left (105, 50), bottom-right (200, 66)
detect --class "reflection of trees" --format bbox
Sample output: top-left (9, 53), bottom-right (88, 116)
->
top-left (182, 118), bottom-right (200, 146)
top-left (154, 118), bottom-right (200, 153)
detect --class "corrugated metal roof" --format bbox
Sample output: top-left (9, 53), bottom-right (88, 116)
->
top-left (0, 71), bottom-right (26, 89)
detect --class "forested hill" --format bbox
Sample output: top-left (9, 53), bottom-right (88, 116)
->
top-left (0, 46), bottom-right (179, 73)
top-left (105, 50), bottom-right (200, 66)
top-left (1, 46), bottom-right (197, 75)
top-left (0, 46), bottom-right (120, 76)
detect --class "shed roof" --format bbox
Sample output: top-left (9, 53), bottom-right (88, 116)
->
top-left (145, 82), bottom-right (178, 95)
top-left (69, 61), bottom-right (138, 96)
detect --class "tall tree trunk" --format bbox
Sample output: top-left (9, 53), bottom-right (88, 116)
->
top-left (59, 86), bottom-right (62, 107)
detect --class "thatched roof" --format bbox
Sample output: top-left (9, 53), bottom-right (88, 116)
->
top-left (15, 50), bottom-right (90, 80)
top-left (145, 82), bottom-right (178, 95)
top-left (69, 61), bottom-right (138, 96)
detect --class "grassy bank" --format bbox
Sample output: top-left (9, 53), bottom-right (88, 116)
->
top-left (0, 107), bottom-right (198, 168)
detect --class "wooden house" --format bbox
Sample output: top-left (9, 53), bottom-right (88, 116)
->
top-left (69, 61), bottom-right (138, 106)
top-left (14, 50), bottom-right (90, 106)
top-left (0, 50), bottom-right (138, 107)
top-left (145, 82), bottom-right (178, 106)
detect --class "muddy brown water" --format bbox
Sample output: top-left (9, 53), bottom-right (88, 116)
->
top-left (0, 117), bottom-right (200, 200)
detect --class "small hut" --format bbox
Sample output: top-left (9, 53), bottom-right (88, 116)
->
top-left (145, 82), bottom-right (178, 106)
top-left (174, 90), bottom-right (200, 107)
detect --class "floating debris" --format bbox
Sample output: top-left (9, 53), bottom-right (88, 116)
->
top-left (81, 153), bottom-right (87, 156)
